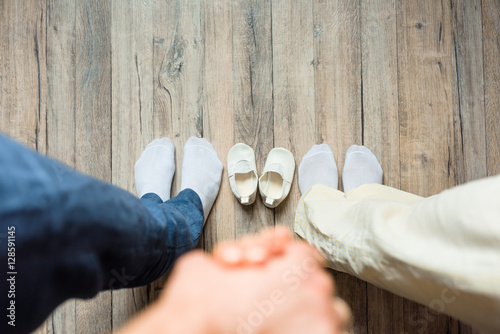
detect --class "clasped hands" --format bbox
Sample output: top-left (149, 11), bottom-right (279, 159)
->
top-left (120, 226), bottom-right (351, 334)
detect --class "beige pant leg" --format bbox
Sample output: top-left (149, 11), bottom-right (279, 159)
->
top-left (294, 175), bottom-right (500, 333)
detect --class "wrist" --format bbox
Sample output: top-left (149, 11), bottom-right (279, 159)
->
top-left (156, 298), bottom-right (215, 334)
top-left (119, 296), bottom-right (215, 334)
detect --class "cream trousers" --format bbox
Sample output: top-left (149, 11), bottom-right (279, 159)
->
top-left (294, 175), bottom-right (500, 333)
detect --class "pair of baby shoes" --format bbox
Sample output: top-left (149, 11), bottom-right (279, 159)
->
top-left (227, 144), bottom-right (295, 208)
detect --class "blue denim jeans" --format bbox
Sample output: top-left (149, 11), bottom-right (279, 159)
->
top-left (0, 134), bottom-right (204, 333)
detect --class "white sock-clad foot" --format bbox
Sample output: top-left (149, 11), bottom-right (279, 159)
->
top-left (134, 137), bottom-right (175, 201)
top-left (342, 145), bottom-right (383, 193)
top-left (298, 143), bottom-right (339, 194)
top-left (180, 137), bottom-right (223, 221)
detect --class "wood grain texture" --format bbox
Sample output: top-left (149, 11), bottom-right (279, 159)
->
top-left (111, 0), bottom-right (153, 329)
top-left (152, 0), bottom-right (174, 145)
top-left (450, 12), bottom-right (487, 330)
top-left (314, 0), bottom-right (362, 190)
top-left (0, 1), bottom-right (48, 333)
top-left (40, 1), bottom-right (77, 333)
top-left (149, 0), bottom-right (205, 302)
top-left (361, 1), bottom-right (405, 332)
top-left (0, 0), bottom-right (46, 149)
top-left (451, 0), bottom-right (487, 185)
top-left (482, 0), bottom-right (500, 176)
top-left (201, 0), bottom-right (236, 250)
top-left (46, 0), bottom-right (76, 166)
top-left (397, 0), bottom-right (455, 197)
top-left (361, 0), bottom-right (400, 189)
top-left (397, 0), bottom-right (457, 333)
top-left (155, 0), bottom-right (203, 190)
top-left (272, 0), bottom-right (315, 229)
top-left (75, 0), bottom-right (112, 332)
top-left (313, 1), bottom-right (366, 333)
top-left (232, 0), bottom-right (274, 236)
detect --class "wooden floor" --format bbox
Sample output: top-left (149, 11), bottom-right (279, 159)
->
top-left (1, 0), bottom-right (499, 333)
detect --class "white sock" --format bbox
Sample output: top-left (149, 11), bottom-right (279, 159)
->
top-left (298, 143), bottom-right (339, 194)
top-left (134, 137), bottom-right (175, 201)
top-left (180, 137), bottom-right (223, 221)
top-left (342, 145), bottom-right (383, 193)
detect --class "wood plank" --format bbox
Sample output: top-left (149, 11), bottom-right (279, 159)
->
top-left (360, 1), bottom-right (405, 333)
top-left (201, 0), bottom-right (236, 250)
top-left (36, 2), bottom-right (48, 157)
top-left (154, 0), bottom-right (204, 193)
top-left (75, 0), bottom-right (112, 332)
top-left (272, 0), bottom-right (315, 229)
top-left (449, 4), bottom-right (487, 330)
top-left (314, 0), bottom-right (362, 190)
top-left (481, 7), bottom-right (500, 327)
top-left (0, 1), bottom-right (49, 332)
top-left (149, 0), bottom-right (204, 302)
top-left (111, 0), bottom-right (153, 330)
top-left (361, 0), bottom-right (400, 189)
top-left (148, 0), bottom-right (175, 303)
top-left (5, 3), bottom-right (48, 333)
top-left (39, 1), bottom-right (78, 333)
top-left (151, 0), bottom-right (174, 149)
top-left (397, 0), bottom-right (455, 196)
top-left (482, 0), bottom-right (500, 176)
top-left (46, 0), bottom-right (76, 165)
top-left (397, 0), bottom-right (456, 333)
top-left (232, 0), bottom-right (274, 236)
top-left (451, 0), bottom-right (487, 185)
top-left (366, 284), bottom-right (404, 334)
top-left (313, 1), bottom-right (367, 333)
top-left (0, 0), bottom-right (46, 150)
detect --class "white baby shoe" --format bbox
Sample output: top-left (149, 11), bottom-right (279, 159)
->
top-left (259, 148), bottom-right (295, 208)
top-left (227, 143), bottom-right (259, 205)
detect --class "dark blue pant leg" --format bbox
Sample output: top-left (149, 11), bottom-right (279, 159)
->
top-left (0, 134), bottom-right (204, 333)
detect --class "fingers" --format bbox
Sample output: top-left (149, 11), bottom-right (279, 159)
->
top-left (260, 225), bottom-right (293, 255)
top-left (311, 296), bottom-right (352, 334)
top-left (213, 236), bottom-right (269, 266)
top-left (213, 242), bottom-right (244, 265)
top-left (333, 297), bottom-right (352, 333)
top-left (213, 225), bottom-right (294, 266)
top-left (239, 234), bottom-right (270, 264)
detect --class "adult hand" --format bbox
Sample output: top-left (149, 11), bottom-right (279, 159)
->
top-left (120, 227), bottom-right (350, 334)
top-left (212, 226), bottom-right (352, 333)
